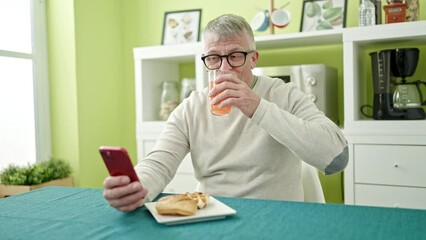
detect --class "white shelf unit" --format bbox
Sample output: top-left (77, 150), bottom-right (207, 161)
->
top-left (343, 20), bottom-right (426, 134)
top-left (342, 21), bottom-right (426, 209)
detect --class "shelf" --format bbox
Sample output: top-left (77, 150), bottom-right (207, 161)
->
top-left (133, 21), bottom-right (426, 61)
top-left (255, 29), bottom-right (343, 50)
top-left (342, 120), bottom-right (426, 137)
top-left (133, 28), bottom-right (346, 61)
top-left (133, 42), bottom-right (201, 62)
top-left (343, 20), bottom-right (426, 44)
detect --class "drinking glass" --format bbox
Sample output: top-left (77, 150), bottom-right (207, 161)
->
top-left (208, 70), bottom-right (233, 116)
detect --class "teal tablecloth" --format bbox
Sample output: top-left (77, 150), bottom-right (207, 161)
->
top-left (0, 187), bottom-right (425, 240)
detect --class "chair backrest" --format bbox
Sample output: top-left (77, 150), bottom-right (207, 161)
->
top-left (301, 161), bottom-right (325, 203)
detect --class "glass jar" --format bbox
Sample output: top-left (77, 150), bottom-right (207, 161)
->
top-left (159, 81), bottom-right (180, 120)
top-left (180, 78), bottom-right (196, 101)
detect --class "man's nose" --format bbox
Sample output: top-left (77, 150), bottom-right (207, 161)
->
top-left (220, 57), bottom-right (232, 70)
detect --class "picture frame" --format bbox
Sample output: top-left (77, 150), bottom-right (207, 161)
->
top-left (300, 0), bottom-right (347, 32)
top-left (162, 9), bottom-right (202, 45)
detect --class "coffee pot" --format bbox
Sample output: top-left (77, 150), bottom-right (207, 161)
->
top-left (369, 48), bottom-right (426, 120)
top-left (393, 80), bottom-right (426, 109)
top-left (392, 48), bottom-right (426, 110)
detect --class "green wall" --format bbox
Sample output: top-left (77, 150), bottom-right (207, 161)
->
top-left (47, 0), bottom-right (81, 184)
top-left (47, 0), bottom-right (426, 204)
top-left (47, 0), bottom-right (134, 187)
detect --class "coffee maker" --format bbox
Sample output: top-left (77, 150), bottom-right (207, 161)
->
top-left (369, 48), bottom-right (426, 120)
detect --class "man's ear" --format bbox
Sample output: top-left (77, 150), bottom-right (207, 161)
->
top-left (251, 51), bottom-right (259, 69)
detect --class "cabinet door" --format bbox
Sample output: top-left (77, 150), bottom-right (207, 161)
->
top-left (355, 184), bottom-right (426, 210)
top-left (354, 144), bottom-right (426, 188)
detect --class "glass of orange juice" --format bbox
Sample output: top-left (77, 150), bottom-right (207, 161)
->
top-left (208, 70), bottom-right (233, 116)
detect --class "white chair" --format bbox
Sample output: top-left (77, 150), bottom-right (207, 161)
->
top-left (301, 161), bottom-right (325, 203)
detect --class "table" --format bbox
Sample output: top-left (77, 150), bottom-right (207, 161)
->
top-left (1, 187), bottom-right (425, 240)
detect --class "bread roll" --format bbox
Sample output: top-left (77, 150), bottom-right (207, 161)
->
top-left (189, 192), bottom-right (209, 209)
top-left (155, 194), bottom-right (198, 216)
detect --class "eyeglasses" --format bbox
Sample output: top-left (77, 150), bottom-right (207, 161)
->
top-left (201, 50), bottom-right (255, 70)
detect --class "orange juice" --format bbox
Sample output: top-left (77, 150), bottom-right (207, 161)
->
top-left (209, 81), bottom-right (232, 116)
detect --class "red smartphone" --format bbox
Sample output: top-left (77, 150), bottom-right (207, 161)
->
top-left (99, 146), bottom-right (139, 182)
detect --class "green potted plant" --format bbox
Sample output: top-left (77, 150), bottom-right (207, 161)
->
top-left (0, 158), bottom-right (73, 198)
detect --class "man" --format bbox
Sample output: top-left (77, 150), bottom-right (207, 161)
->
top-left (103, 14), bottom-right (348, 212)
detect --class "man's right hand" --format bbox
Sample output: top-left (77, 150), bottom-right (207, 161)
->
top-left (103, 175), bottom-right (149, 212)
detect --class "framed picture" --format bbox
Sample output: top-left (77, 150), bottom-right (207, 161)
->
top-left (300, 0), bottom-right (347, 32)
top-left (162, 9), bottom-right (202, 45)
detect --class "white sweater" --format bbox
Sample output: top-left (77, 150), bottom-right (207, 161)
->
top-left (135, 75), bottom-right (348, 202)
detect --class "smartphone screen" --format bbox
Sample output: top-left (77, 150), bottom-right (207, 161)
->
top-left (99, 146), bottom-right (139, 182)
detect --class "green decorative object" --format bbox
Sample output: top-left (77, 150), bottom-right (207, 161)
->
top-left (301, 0), bottom-right (347, 32)
top-left (0, 158), bottom-right (72, 185)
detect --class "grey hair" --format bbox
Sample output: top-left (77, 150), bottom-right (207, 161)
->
top-left (202, 14), bottom-right (256, 50)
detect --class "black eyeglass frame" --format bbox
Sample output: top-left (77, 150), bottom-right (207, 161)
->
top-left (201, 50), bottom-right (255, 70)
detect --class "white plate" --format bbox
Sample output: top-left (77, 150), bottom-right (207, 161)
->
top-left (145, 196), bottom-right (237, 225)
